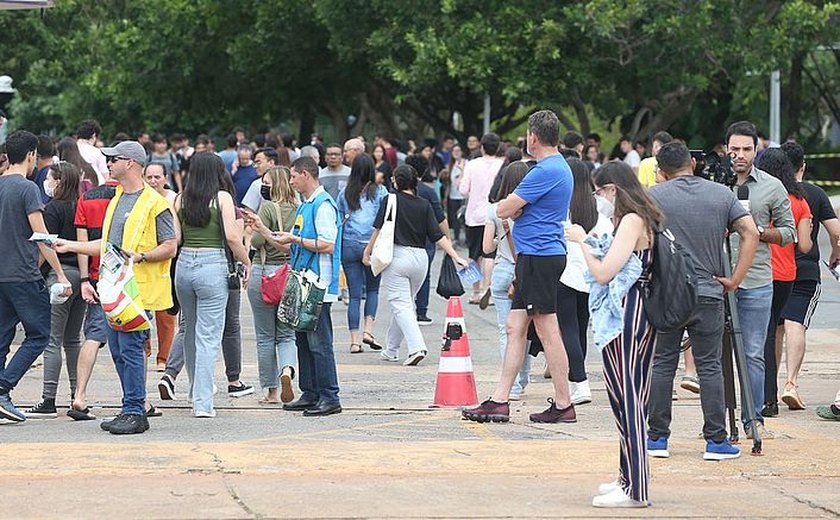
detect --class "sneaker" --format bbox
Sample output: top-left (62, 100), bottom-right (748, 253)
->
top-left (478, 288), bottom-right (492, 310)
top-left (598, 480), bottom-right (621, 495)
top-left (704, 439), bottom-right (741, 460)
top-left (672, 389), bottom-right (679, 401)
top-left (760, 402), bottom-right (779, 418)
top-left (279, 366), bottom-right (295, 404)
top-left (24, 398), bottom-right (57, 419)
top-left (592, 487), bottom-right (647, 508)
top-left (416, 315), bottom-right (433, 326)
top-left (108, 413), bottom-right (149, 435)
top-left (529, 398), bottom-right (576, 423)
top-left (543, 364), bottom-right (552, 379)
top-left (403, 350), bottom-right (427, 366)
top-left (570, 380), bottom-right (592, 405)
top-left (461, 399), bottom-right (510, 423)
top-left (509, 393), bottom-right (522, 402)
top-left (0, 393), bottom-right (26, 422)
top-left (194, 409), bottom-right (217, 418)
top-left (647, 437), bottom-right (670, 458)
top-left (680, 375), bottom-right (700, 394)
top-left (228, 382), bottom-right (255, 398)
top-left (380, 351), bottom-right (399, 363)
top-left (745, 422), bottom-right (775, 440)
top-left (816, 404), bottom-right (840, 421)
top-left (100, 414), bottom-right (124, 432)
top-left (781, 385), bottom-right (806, 410)
top-left (158, 374), bottom-right (176, 401)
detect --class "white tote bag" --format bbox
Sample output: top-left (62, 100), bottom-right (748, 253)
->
top-left (370, 194), bottom-right (396, 276)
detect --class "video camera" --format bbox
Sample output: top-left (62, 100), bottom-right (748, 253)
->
top-left (690, 150), bottom-right (737, 187)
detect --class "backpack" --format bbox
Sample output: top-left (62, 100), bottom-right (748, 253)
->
top-left (642, 227), bottom-right (698, 332)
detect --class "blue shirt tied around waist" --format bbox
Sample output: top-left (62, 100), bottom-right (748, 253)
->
top-left (338, 184), bottom-right (388, 245)
top-left (584, 233), bottom-right (643, 352)
top-left (291, 187), bottom-right (342, 298)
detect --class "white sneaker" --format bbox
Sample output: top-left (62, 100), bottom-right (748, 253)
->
top-left (598, 480), bottom-right (621, 495)
top-left (570, 380), bottom-right (592, 405)
top-left (403, 350), bottom-right (427, 366)
top-left (380, 352), bottom-right (399, 363)
top-left (194, 409), bottom-right (216, 418)
top-left (592, 487), bottom-right (647, 508)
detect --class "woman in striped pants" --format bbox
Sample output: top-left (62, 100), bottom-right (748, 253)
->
top-left (566, 162), bottom-right (663, 508)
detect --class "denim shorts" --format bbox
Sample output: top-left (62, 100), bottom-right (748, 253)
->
top-left (84, 301), bottom-right (109, 344)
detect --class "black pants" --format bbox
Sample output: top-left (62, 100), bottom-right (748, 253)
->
top-left (556, 282), bottom-right (589, 382)
top-left (446, 199), bottom-right (464, 241)
top-left (764, 280), bottom-right (793, 404)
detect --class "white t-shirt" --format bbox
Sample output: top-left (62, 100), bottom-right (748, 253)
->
top-left (623, 150), bottom-right (641, 168)
top-left (560, 212), bottom-right (614, 292)
top-left (77, 140), bottom-right (108, 184)
top-left (486, 203), bottom-right (514, 264)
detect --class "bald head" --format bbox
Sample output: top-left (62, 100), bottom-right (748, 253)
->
top-left (343, 138), bottom-right (366, 166)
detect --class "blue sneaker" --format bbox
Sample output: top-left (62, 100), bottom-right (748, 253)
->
top-left (703, 439), bottom-right (741, 460)
top-left (647, 437), bottom-right (670, 458)
top-left (0, 393), bottom-right (26, 422)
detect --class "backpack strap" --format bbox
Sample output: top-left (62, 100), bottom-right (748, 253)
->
top-left (502, 219), bottom-right (516, 261)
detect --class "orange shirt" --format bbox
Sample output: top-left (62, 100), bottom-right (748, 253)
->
top-left (771, 195), bottom-right (812, 282)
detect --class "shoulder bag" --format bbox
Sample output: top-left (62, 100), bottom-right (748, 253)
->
top-left (370, 193), bottom-right (396, 276)
top-left (259, 202), bottom-right (290, 305)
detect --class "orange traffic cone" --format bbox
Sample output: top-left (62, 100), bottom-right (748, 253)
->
top-left (432, 297), bottom-right (478, 407)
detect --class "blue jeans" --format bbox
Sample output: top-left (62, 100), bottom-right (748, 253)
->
top-left (490, 260), bottom-right (530, 396)
top-left (107, 325), bottom-right (150, 416)
top-left (414, 244), bottom-right (435, 317)
top-left (0, 280), bottom-right (50, 393)
top-left (247, 263), bottom-right (297, 389)
top-left (342, 240), bottom-right (381, 331)
top-left (176, 250), bottom-right (229, 414)
top-left (296, 303), bottom-right (340, 404)
top-left (735, 284), bottom-right (773, 427)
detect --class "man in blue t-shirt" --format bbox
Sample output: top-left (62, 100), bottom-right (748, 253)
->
top-left (462, 110), bottom-right (576, 425)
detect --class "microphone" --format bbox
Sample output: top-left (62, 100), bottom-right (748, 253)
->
top-left (737, 184), bottom-right (750, 212)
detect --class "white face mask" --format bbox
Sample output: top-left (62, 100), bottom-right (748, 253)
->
top-left (595, 194), bottom-right (614, 218)
top-left (44, 178), bottom-right (57, 198)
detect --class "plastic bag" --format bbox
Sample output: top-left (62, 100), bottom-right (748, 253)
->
top-left (436, 255), bottom-right (465, 299)
top-left (277, 269), bottom-right (325, 332)
top-left (98, 242), bottom-right (152, 332)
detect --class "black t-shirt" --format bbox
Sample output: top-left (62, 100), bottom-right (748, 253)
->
top-left (44, 199), bottom-right (79, 268)
top-left (796, 181), bottom-right (837, 282)
top-left (374, 191), bottom-right (443, 248)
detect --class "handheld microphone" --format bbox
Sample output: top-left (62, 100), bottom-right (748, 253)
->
top-left (737, 184), bottom-right (750, 212)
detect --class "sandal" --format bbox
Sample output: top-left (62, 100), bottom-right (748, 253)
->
top-left (362, 333), bottom-right (383, 351)
top-left (145, 405), bottom-right (163, 417)
top-left (67, 406), bottom-right (96, 421)
top-left (350, 343), bottom-right (363, 354)
top-left (259, 397), bottom-right (282, 405)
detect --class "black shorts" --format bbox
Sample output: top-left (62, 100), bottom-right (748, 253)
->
top-left (465, 224), bottom-right (494, 261)
top-left (780, 280), bottom-right (821, 329)
top-left (511, 254), bottom-right (566, 315)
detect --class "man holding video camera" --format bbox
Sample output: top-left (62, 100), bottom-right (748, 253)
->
top-left (646, 142), bottom-right (759, 460)
top-left (726, 121), bottom-right (795, 439)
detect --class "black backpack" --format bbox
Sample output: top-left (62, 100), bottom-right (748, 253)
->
top-left (642, 227), bottom-right (698, 332)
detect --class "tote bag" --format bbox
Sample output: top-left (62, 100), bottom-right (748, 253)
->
top-left (370, 193), bottom-right (396, 276)
top-left (98, 242), bottom-right (152, 332)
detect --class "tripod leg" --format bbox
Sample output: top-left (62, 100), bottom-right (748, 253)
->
top-left (721, 324), bottom-right (738, 442)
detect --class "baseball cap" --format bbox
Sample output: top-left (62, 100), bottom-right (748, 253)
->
top-left (100, 140), bottom-right (147, 166)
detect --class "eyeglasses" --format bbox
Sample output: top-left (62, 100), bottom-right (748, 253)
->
top-left (106, 156), bottom-right (131, 164)
top-left (593, 183), bottom-right (614, 196)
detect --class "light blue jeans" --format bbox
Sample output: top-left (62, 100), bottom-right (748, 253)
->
top-left (735, 284), bottom-right (773, 427)
top-left (490, 259), bottom-right (530, 397)
top-left (247, 263), bottom-right (297, 389)
top-left (176, 249), bottom-right (229, 415)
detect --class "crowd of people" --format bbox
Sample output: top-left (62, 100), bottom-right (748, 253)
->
top-left (1, 111), bottom-right (840, 508)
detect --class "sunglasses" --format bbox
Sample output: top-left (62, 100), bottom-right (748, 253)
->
top-left (106, 156), bottom-right (131, 164)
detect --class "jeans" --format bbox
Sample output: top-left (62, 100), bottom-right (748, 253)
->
top-left (342, 240), bottom-right (381, 331)
top-left (490, 259), bottom-right (530, 396)
top-left (735, 284), bottom-right (773, 427)
top-left (107, 324), bottom-right (150, 416)
top-left (556, 282), bottom-right (589, 383)
top-left (43, 266), bottom-right (84, 400)
top-left (296, 303), bottom-right (340, 404)
top-left (383, 246), bottom-right (429, 358)
top-left (247, 263), bottom-right (297, 389)
top-left (0, 280), bottom-right (50, 393)
top-left (648, 298), bottom-right (728, 442)
top-left (414, 244), bottom-right (436, 317)
top-left (176, 249), bottom-right (229, 414)
top-left (765, 280), bottom-right (793, 404)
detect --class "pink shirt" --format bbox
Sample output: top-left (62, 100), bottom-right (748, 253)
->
top-left (458, 156), bottom-right (503, 226)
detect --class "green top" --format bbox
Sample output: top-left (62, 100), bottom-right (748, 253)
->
top-left (180, 205), bottom-right (224, 248)
top-left (251, 201), bottom-right (298, 264)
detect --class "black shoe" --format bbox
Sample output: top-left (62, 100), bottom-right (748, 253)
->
top-left (283, 397), bottom-right (319, 411)
top-left (24, 398), bottom-right (57, 419)
top-left (303, 401), bottom-right (342, 417)
top-left (416, 315), bottom-right (433, 326)
top-left (228, 382), bottom-right (255, 398)
top-left (761, 402), bottom-right (779, 418)
top-left (108, 414), bottom-right (149, 435)
top-left (158, 374), bottom-right (175, 400)
top-left (100, 414), bottom-right (125, 432)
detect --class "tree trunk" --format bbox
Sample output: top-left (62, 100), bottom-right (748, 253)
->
top-left (298, 104), bottom-right (315, 145)
top-left (785, 51), bottom-right (805, 140)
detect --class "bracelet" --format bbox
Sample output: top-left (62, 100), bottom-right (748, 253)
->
top-left (80, 277), bottom-right (90, 283)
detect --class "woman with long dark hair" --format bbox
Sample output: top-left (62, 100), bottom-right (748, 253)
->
top-left (174, 152), bottom-right (250, 418)
top-left (24, 162), bottom-right (84, 418)
top-left (756, 149), bottom-right (812, 415)
top-left (439, 144), bottom-right (467, 244)
top-left (339, 154), bottom-right (388, 353)
top-left (372, 144), bottom-right (393, 190)
top-left (566, 161), bottom-right (664, 508)
top-left (481, 161), bottom-right (530, 399)
top-left (363, 165), bottom-right (468, 366)
top-left (56, 137), bottom-right (99, 194)
top-left (556, 158), bottom-right (614, 405)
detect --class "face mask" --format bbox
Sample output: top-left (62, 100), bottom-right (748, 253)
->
top-left (260, 184), bottom-right (272, 201)
top-left (44, 179), bottom-right (57, 198)
top-left (595, 195), bottom-right (614, 218)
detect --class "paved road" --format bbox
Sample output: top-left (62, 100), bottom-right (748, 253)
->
top-left (2, 235), bottom-right (840, 518)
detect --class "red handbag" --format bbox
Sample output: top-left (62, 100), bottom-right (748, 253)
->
top-left (259, 202), bottom-right (290, 305)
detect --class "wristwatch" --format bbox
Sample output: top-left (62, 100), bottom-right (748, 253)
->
top-left (139, 252), bottom-right (148, 263)
top-left (757, 225), bottom-right (765, 238)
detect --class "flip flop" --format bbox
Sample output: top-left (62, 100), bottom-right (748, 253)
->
top-left (145, 405), bottom-right (163, 417)
top-left (362, 334), bottom-right (383, 351)
top-left (258, 398), bottom-right (282, 405)
top-left (67, 407), bottom-right (96, 421)
top-left (350, 343), bottom-right (364, 354)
